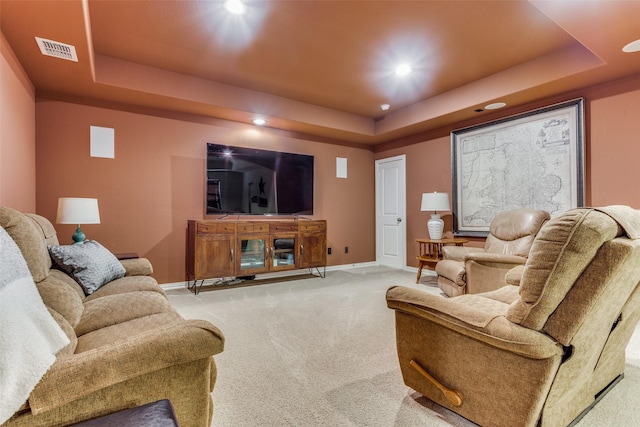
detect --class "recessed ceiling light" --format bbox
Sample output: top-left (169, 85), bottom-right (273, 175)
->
top-left (394, 64), bottom-right (412, 77)
top-left (380, 103), bottom-right (391, 111)
top-left (224, 0), bottom-right (247, 15)
top-left (485, 102), bottom-right (507, 110)
top-left (623, 39), bottom-right (640, 53)
top-left (252, 118), bottom-right (267, 126)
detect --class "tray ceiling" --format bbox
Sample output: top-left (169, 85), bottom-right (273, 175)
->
top-left (2, 0), bottom-right (640, 146)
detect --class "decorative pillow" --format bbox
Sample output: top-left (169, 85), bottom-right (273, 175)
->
top-left (48, 240), bottom-right (126, 295)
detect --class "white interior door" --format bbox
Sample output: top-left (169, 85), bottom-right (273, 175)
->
top-left (375, 155), bottom-right (406, 269)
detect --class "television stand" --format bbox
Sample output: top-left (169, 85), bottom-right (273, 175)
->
top-left (186, 219), bottom-right (327, 294)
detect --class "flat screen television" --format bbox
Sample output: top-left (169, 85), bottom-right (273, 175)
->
top-left (206, 143), bottom-right (314, 215)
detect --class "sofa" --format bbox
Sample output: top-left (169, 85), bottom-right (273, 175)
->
top-left (435, 208), bottom-right (549, 296)
top-left (0, 206), bottom-right (225, 427)
top-left (388, 206), bottom-right (640, 426)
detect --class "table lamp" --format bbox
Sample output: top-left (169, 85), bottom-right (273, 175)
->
top-left (421, 192), bottom-right (450, 240)
top-left (56, 197), bottom-right (101, 244)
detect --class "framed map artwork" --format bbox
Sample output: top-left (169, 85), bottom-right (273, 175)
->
top-left (451, 98), bottom-right (584, 236)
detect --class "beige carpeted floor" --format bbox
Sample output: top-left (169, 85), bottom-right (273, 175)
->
top-left (166, 266), bottom-right (640, 427)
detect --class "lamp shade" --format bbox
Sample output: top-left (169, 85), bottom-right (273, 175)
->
top-left (56, 198), bottom-right (100, 225)
top-left (420, 192), bottom-right (450, 212)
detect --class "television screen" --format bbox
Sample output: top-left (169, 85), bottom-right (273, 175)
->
top-left (206, 143), bottom-right (314, 215)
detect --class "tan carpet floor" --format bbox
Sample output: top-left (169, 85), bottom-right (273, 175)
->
top-left (166, 266), bottom-right (640, 427)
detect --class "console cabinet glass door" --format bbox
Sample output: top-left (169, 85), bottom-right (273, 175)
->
top-left (237, 235), bottom-right (268, 275)
top-left (270, 235), bottom-right (297, 271)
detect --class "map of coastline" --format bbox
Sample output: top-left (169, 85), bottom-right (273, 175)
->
top-left (457, 112), bottom-right (575, 229)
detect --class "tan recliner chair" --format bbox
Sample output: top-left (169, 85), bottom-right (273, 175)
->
top-left (435, 208), bottom-right (550, 296)
top-left (387, 206), bottom-right (640, 427)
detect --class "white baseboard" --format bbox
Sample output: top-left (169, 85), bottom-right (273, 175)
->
top-left (160, 261), bottom-right (383, 291)
top-left (404, 265), bottom-right (437, 276)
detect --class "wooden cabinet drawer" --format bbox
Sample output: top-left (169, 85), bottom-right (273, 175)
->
top-left (197, 221), bottom-right (235, 234)
top-left (237, 222), bottom-right (270, 233)
top-left (270, 222), bottom-right (298, 232)
top-left (299, 221), bottom-right (326, 232)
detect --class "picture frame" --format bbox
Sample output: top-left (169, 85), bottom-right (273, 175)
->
top-left (451, 98), bottom-right (585, 236)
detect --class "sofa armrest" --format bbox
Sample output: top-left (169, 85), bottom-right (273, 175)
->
top-left (434, 259), bottom-right (466, 285)
top-left (505, 265), bottom-right (526, 286)
top-left (464, 253), bottom-right (527, 265)
top-left (28, 320), bottom-right (224, 414)
top-left (442, 246), bottom-right (483, 261)
top-left (386, 286), bottom-right (562, 359)
top-left (120, 258), bottom-right (153, 276)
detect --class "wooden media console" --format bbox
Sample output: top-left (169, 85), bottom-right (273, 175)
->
top-left (187, 219), bottom-right (327, 293)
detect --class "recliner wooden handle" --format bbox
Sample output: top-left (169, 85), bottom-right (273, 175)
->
top-left (410, 359), bottom-right (464, 407)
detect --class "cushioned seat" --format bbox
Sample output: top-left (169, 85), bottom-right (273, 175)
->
top-left (1, 206), bottom-right (224, 427)
top-left (387, 206), bottom-right (640, 427)
top-left (84, 275), bottom-right (166, 301)
top-left (75, 313), bottom-right (184, 353)
top-left (435, 208), bottom-right (549, 296)
top-left (75, 291), bottom-right (175, 336)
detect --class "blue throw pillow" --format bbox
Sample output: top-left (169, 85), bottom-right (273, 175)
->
top-left (48, 240), bottom-right (126, 295)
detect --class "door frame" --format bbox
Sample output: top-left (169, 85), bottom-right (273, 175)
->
top-left (375, 154), bottom-right (407, 269)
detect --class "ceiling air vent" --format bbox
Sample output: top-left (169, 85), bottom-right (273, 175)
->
top-left (35, 37), bottom-right (78, 62)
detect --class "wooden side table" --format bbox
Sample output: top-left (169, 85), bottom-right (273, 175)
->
top-left (416, 238), bottom-right (468, 283)
top-left (114, 252), bottom-right (139, 260)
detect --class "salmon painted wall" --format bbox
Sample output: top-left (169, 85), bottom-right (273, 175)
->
top-left (588, 77), bottom-right (640, 206)
top-left (375, 74), bottom-right (640, 269)
top-left (35, 101), bottom-right (375, 284)
top-left (0, 32), bottom-right (36, 211)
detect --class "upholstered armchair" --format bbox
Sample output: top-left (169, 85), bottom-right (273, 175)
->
top-left (387, 206), bottom-right (640, 427)
top-left (435, 208), bottom-right (550, 296)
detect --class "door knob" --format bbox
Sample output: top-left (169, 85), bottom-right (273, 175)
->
top-left (397, 217), bottom-right (402, 223)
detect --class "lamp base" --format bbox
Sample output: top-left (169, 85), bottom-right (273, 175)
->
top-left (72, 225), bottom-right (86, 244)
top-left (427, 214), bottom-right (444, 240)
